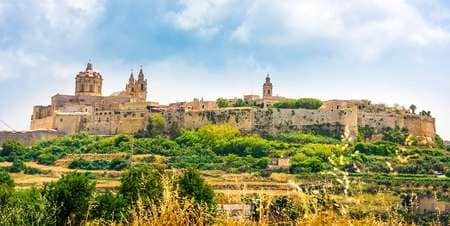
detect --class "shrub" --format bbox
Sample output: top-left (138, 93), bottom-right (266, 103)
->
top-left (270, 196), bottom-right (303, 222)
top-left (91, 191), bottom-right (128, 221)
top-left (42, 172), bottom-right (96, 225)
top-left (119, 164), bottom-right (163, 205)
top-left (382, 127), bottom-right (409, 144)
top-left (0, 140), bottom-right (27, 157)
top-left (136, 114), bottom-right (166, 138)
top-left (23, 167), bottom-right (42, 175)
top-left (4, 187), bottom-right (56, 225)
top-left (37, 153), bottom-right (57, 165)
top-left (176, 124), bottom-right (240, 148)
top-left (214, 136), bottom-right (272, 158)
top-left (134, 137), bottom-right (180, 155)
top-left (178, 168), bottom-right (215, 210)
top-left (355, 142), bottom-right (397, 156)
top-left (0, 170), bottom-right (14, 206)
top-left (270, 132), bottom-right (339, 144)
top-left (216, 98), bottom-right (229, 108)
top-left (290, 154), bottom-right (325, 173)
top-left (7, 160), bottom-right (26, 173)
top-left (273, 98), bottom-right (322, 109)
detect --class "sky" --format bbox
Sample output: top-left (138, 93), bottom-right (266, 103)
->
top-left (0, 0), bottom-right (449, 139)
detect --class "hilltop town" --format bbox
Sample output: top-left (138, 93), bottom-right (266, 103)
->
top-left (17, 62), bottom-right (434, 146)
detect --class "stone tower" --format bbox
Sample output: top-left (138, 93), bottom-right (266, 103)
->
top-left (75, 62), bottom-right (103, 96)
top-left (263, 73), bottom-right (273, 98)
top-left (125, 67), bottom-right (147, 102)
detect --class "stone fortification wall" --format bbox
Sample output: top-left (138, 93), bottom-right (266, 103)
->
top-left (254, 108), bottom-right (358, 138)
top-left (163, 107), bottom-right (359, 139)
top-left (30, 115), bottom-right (55, 130)
top-left (0, 130), bottom-right (63, 147)
top-left (358, 112), bottom-right (436, 143)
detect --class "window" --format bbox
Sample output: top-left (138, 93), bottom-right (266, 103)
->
top-left (59, 118), bottom-right (63, 122)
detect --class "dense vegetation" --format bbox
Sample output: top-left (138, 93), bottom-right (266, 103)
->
top-left (1, 124), bottom-right (449, 177)
top-left (0, 123), bottom-right (449, 224)
top-left (273, 98), bottom-right (323, 109)
top-left (0, 166), bottom-right (216, 225)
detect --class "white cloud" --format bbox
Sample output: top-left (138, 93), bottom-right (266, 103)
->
top-left (39, 0), bottom-right (105, 35)
top-left (171, 0), bottom-right (450, 60)
top-left (168, 0), bottom-right (245, 37)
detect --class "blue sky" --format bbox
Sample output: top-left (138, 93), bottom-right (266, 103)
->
top-left (0, 0), bottom-right (450, 139)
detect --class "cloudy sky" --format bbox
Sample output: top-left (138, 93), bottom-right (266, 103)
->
top-left (0, 0), bottom-right (449, 139)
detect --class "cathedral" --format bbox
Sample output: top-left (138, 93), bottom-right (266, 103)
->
top-left (31, 63), bottom-right (154, 135)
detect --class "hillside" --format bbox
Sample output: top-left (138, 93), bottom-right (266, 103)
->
top-left (0, 124), bottom-right (449, 225)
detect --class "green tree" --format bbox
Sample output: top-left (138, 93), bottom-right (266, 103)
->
top-left (146, 114), bottom-right (166, 137)
top-left (42, 172), bottom-right (96, 225)
top-left (91, 191), bottom-right (128, 221)
top-left (0, 170), bottom-right (14, 206)
top-left (216, 98), bottom-right (229, 108)
top-left (8, 160), bottom-right (26, 173)
top-left (382, 126), bottom-right (409, 144)
top-left (37, 153), bottom-right (57, 165)
top-left (0, 140), bottom-right (27, 158)
top-left (119, 164), bottom-right (163, 205)
top-left (178, 168), bottom-right (215, 209)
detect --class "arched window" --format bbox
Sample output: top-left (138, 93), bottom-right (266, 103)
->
top-left (141, 84), bottom-right (144, 90)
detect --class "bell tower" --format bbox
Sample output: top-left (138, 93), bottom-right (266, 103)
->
top-left (263, 74), bottom-right (273, 98)
top-left (125, 66), bottom-right (147, 102)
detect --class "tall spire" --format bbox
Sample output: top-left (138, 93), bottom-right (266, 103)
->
top-left (138, 65), bottom-right (144, 80)
top-left (129, 70), bottom-right (135, 83)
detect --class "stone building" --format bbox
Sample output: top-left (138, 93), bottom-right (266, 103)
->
top-left (31, 63), bottom-right (155, 135)
top-left (27, 63), bottom-right (437, 146)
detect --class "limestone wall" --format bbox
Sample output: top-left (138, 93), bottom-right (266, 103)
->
top-left (163, 107), bottom-right (359, 139)
top-left (30, 115), bottom-right (55, 130)
top-left (0, 130), bottom-right (63, 147)
top-left (358, 112), bottom-right (436, 143)
top-left (54, 114), bottom-right (84, 134)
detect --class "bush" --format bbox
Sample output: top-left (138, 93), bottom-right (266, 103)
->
top-left (176, 124), bottom-right (240, 148)
top-left (214, 136), bottom-right (272, 158)
top-left (7, 160), bottom-right (26, 173)
top-left (0, 140), bottom-right (28, 158)
top-left (119, 164), bottom-right (163, 205)
top-left (273, 98), bottom-right (322, 109)
top-left (355, 142), bottom-right (397, 156)
top-left (37, 153), bottom-right (57, 165)
top-left (178, 168), bottom-right (215, 210)
top-left (134, 137), bottom-right (180, 155)
top-left (270, 196), bottom-right (303, 222)
top-left (216, 98), bottom-right (229, 108)
top-left (270, 132), bottom-right (339, 144)
top-left (91, 190), bottom-right (128, 221)
top-left (290, 154), bottom-right (325, 173)
top-left (0, 170), bottom-right (14, 206)
top-left (382, 127), bottom-right (409, 144)
top-left (135, 114), bottom-right (166, 138)
top-left (42, 172), bottom-right (96, 225)
top-left (23, 167), bottom-right (41, 175)
top-left (68, 158), bottom-right (130, 171)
